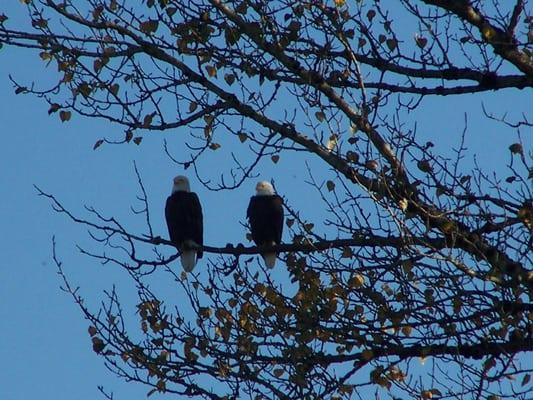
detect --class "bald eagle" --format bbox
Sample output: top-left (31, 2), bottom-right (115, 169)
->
top-left (247, 181), bottom-right (284, 268)
top-left (165, 175), bottom-right (203, 272)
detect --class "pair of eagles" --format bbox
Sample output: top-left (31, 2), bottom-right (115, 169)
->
top-left (165, 176), bottom-right (284, 272)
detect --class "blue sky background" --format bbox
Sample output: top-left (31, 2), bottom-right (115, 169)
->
top-left (1, 2), bottom-right (531, 400)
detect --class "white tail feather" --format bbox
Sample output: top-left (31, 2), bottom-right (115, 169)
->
top-left (262, 253), bottom-right (276, 268)
top-left (262, 241), bottom-right (277, 268)
top-left (180, 250), bottom-right (197, 272)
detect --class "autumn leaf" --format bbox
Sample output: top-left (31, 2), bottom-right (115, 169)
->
top-left (326, 180), bottom-right (335, 191)
top-left (59, 110), bottom-right (71, 122)
top-left (93, 59), bottom-right (104, 73)
top-left (92, 337), bottom-right (105, 353)
top-left (156, 379), bottom-right (166, 392)
top-left (509, 143), bottom-right (523, 155)
top-left (143, 113), bottom-right (154, 127)
top-left (189, 101), bottom-right (198, 113)
top-left (361, 349), bottom-right (373, 361)
top-left (346, 151), bottom-right (359, 163)
top-left (88, 326), bottom-right (97, 337)
top-left (415, 35), bottom-right (428, 49)
top-left (386, 38), bottom-right (397, 51)
top-left (273, 368), bottom-right (284, 378)
top-left (349, 274), bottom-right (365, 288)
top-left (48, 103), bottom-right (60, 115)
top-left (166, 7), bottom-right (177, 17)
top-left (401, 325), bottom-right (413, 337)
top-left (365, 160), bottom-right (379, 170)
top-left (32, 18), bottom-right (48, 29)
top-left (77, 82), bottom-right (92, 99)
top-left (39, 51), bottom-right (52, 61)
top-left (109, 83), bottom-right (119, 96)
top-left (224, 73), bottom-right (236, 85)
top-left (238, 132), bottom-right (248, 143)
top-left (326, 134), bottom-right (338, 152)
top-left (139, 19), bottom-right (159, 34)
top-left (206, 65), bottom-right (217, 77)
top-left (133, 136), bottom-right (143, 145)
top-left (315, 111), bottom-right (325, 122)
top-left (209, 143), bottom-right (221, 150)
top-left (271, 155), bottom-right (280, 163)
top-left (341, 246), bottom-right (353, 258)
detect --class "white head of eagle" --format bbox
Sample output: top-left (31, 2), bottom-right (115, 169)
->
top-left (165, 175), bottom-right (203, 272)
top-left (172, 175), bottom-right (191, 193)
top-left (247, 180), bottom-right (284, 268)
top-left (255, 180), bottom-right (275, 196)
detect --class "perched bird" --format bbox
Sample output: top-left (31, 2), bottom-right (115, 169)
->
top-left (247, 181), bottom-right (284, 268)
top-left (165, 175), bottom-right (203, 272)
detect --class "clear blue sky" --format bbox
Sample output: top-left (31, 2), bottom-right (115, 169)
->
top-left (1, 3), bottom-right (531, 400)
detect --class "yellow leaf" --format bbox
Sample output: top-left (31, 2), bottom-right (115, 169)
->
top-left (349, 274), bottom-right (365, 288)
top-left (326, 134), bottom-right (338, 152)
top-left (93, 139), bottom-right (104, 150)
top-left (401, 325), bottom-right (413, 337)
